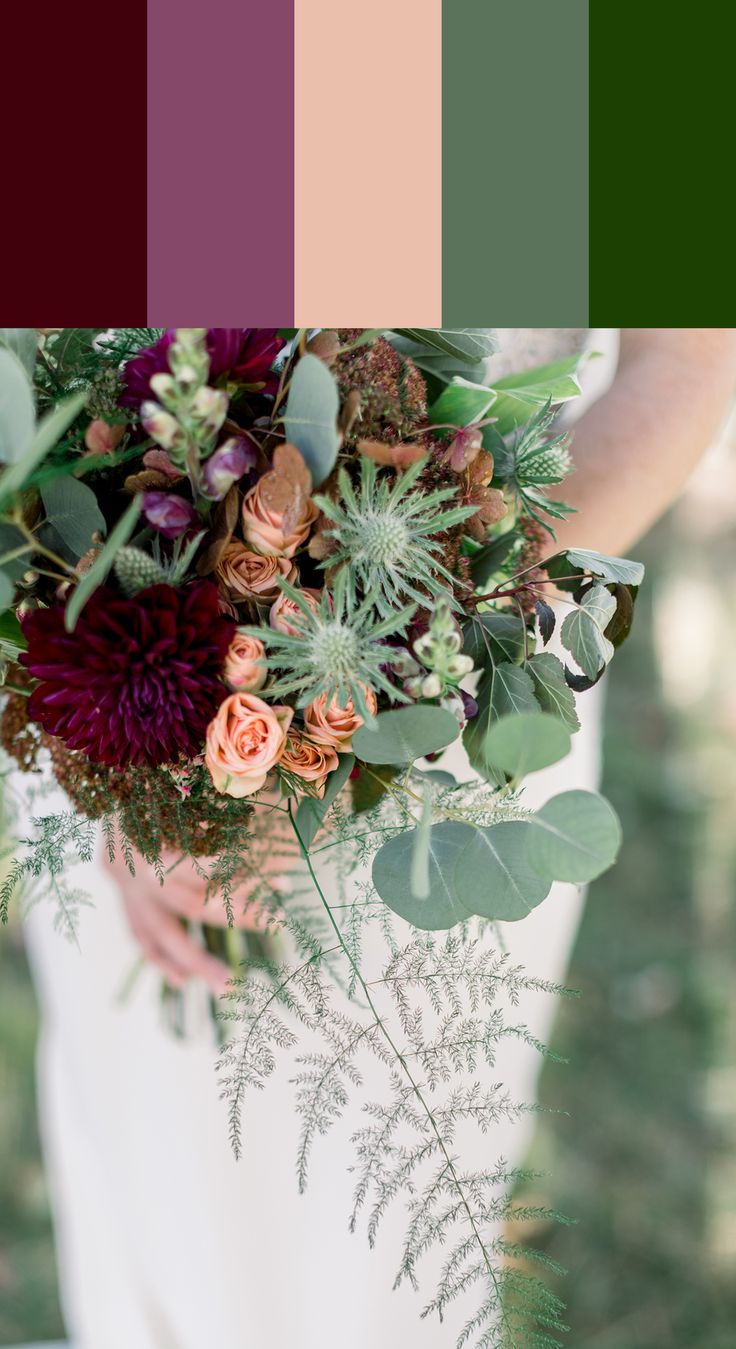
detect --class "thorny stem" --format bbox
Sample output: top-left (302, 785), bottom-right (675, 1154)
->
top-left (288, 801), bottom-right (516, 1344)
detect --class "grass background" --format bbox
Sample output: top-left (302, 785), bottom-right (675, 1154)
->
top-left (1, 429), bottom-right (735, 1345)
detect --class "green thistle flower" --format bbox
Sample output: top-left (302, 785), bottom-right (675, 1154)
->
top-left (242, 571), bottom-right (414, 719)
top-left (313, 457), bottom-right (475, 617)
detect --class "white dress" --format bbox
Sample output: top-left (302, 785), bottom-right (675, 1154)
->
top-left (19, 330), bottom-right (618, 1349)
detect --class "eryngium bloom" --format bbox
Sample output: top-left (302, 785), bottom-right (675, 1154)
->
top-left (20, 582), bottom-right (233, 769)
top-left (120, 328), bottom-right (284, 409)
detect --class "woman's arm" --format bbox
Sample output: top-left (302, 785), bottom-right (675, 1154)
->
top-left (552, 328), bottom-right (736, 556)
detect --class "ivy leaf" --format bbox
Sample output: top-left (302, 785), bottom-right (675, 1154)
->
top-left (468, 531), bottom-right (517, 587)
top-left (41, 476), bottom-right (107, 558)
top-left (483, 711), bottom-right (571, 778)
top-left (353, 706), bottom-right (460, 766)
top-left (525, 652), bottom-right (580, 731)
top-left (463, 663), bottom-right (539, 785)
top-left (372, 821), bottom-right (475, 930)
top-left (463, 611), bottom-right (526, 671)
top-left (488, 356), bottom-right (586, 435)
top-left (454, 822), bottom-right (551, 921)
top-left (535, 599), bottom-right (556, 645)
top-left (0, 345), bottom-right (35, 466)
top-left (525, 789), bottom-right (622, 883)
top-left (283, 353), bottom-right (340, 486)
top-left (603, 581), bottom-right (637, 649)
top-left (294, 753), bottom-right (354, 850)
top-left (560, 584), bottom-right (616, 680)
top-left (562, 547), bottom-right (645, 588)
top-left (427, 378), bottom-right (496, 428)
top-left (65, 496), bottom-right (142, 632)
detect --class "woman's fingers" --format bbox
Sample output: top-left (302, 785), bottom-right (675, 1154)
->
top-left (150, 907), bottom-right (231, 996)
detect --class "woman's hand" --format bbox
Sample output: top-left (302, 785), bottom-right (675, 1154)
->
top-left (103, 847), bottom-right (285, 995)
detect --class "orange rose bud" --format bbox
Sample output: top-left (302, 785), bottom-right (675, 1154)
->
top-left (279, 729), bottom-right (339, 798)
top-left (303, 687), bottom-right (377, 752)
top-left (215, 543), bottom-right (297, 603)
top-left (223, 633), bottom-right (267, 692)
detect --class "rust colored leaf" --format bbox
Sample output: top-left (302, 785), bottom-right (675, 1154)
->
top-left (358, 439), bottom-right (426, 468)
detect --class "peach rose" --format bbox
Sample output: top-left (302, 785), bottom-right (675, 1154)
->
top-left (303, 686), bottom-right (378, 751)
top-left (205, 693), bottom-right (293, 798)
top-left (279, 729), bottom-right (339, 798)
top-left (241, 479), bottom-right (319, 557)
top-left (215, 542), bottom-right (297, 603)
top-left (269, 587), bottom-right (322, 636)
top-left (224, 633), bottom-right (267, 692)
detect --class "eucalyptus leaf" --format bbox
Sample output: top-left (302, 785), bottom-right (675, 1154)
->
top-left (427, 378), bottom-right (496, 428)
top-left (65, 495), bottom-right (142, 632)
top-left (0, 570), bottom-right (13, 612)
top-left (0, 390), bottom-right (87, 503)
top-left (560, 583), bottom-right (617, 680)
top-left (41, 475), bottom-right (107, 558)
top-left (410, 784), bottom-right (433, 899)
top-left (283, 353), bottom-right (340, 486)
top-left (525, 652), bottom-right (580, 731)
top-left (371, 821), bottom-right (475, 930)
top-left (561, 548), bottom-right (645, 588)
top-left (483, 712), bottom-right (571, 778)
top-left (454, 821), bottom-right (551, 921)
top-left (525, 790), bottom-right (622, 884)
top-left (294, 753), bottom-right (354, 850)
top-left (0, 328), bottom-right (37, 379)
top-left (391, 329), bottom-right (497, 362)
top-left (488, 356), bottom-right (585, 435)
top-left (352, 706), bottom-right (459, 766)
top-left (0, 346), bottom-right (35, 465)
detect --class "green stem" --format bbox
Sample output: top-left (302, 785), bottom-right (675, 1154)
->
top-left (287, 801), bottom-right (513, 1343)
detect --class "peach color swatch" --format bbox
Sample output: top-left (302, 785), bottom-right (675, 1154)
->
top-left (294, 0), bottom-right (442, 327)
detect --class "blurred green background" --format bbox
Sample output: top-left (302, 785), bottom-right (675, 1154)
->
top-left (1, 430), bottom-right (735, 1346)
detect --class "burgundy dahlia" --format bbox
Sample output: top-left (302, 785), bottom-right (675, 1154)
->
top-left (120, 328), bottom-right (284, 409)
top-left (20, 581), bottom-right (234, 769)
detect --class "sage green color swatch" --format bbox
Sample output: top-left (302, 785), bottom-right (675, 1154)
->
top-left (442, 0), bottom-right (589, 325)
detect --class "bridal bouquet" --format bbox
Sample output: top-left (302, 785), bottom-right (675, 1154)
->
top-left (0, 327), bottom-right (643, 1346)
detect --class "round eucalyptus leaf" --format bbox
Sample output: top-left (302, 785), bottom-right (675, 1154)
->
top-left (454, 821), bottom-right (551, 921)
top-left (372, 821), bottom-right (474, 930)
top-left (484, 712), bottom-right (571, 778)
top-left (353, 705), bottom-right (460, 766)
top-left (0, 346), bottom-right (35, 465)
top-left (526, 790), bottom-right (622, 884)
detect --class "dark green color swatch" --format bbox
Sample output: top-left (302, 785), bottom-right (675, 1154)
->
top-left (589, 3), bottom-right (733, 322)
top-left (442, 0), bottom-right (589, 326)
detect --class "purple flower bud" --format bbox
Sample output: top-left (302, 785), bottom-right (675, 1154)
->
top-left (460, 689), bottom-right (479, 720)
top-left (201, 438), bottom-right (256, 499)
top-left (142, 491), bottom-right (198, 540)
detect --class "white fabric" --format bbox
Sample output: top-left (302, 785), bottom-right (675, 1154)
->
top-left (19, 330), bottom-right (618, 1348)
